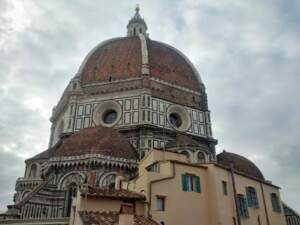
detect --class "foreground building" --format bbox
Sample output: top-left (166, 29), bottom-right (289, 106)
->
top-left (0, 6), bottom-right (299, 225)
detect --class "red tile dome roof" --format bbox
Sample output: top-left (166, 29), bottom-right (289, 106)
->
top-left (217, 151), bottom-right (265, 180)
top-left (79, 36), bottom-right (203, 92)
top-left (31, 126), bottom-right (138, 160)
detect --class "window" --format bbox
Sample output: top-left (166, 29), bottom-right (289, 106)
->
top-left (169, 113), bottom-right (182, 128)
top-left (148, 163), bottom-right (160, 173)
top-left (102, 110), bottom-right (117, 124)
top-left (270, 193), bottom-right (281, 212)
top-left (237, 194), bottom-right (249, 218)
top-left (182, 174), bottom-right (201, 193)
top-left (246, 186), bottom-right (259, 208)
top-left (222, 181), bottom-right (228, 196)
top-left (29, 164), bottom-right (37, 178)
top-left (156, 196), bottom-right (165, 211)
top-left (197, 152), bottom-right (205, 163)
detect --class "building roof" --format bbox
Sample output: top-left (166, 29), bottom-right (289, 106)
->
top-left (79, 211), bottom-right (159, 225)
top-left (79, 36), bottom-right (203, 92)
top-left (31, 126), bottom-right (138, 160)
top-left (217, 151), bottom-right (265, 180)
top-left (81, 186), bottom-right (146, 200)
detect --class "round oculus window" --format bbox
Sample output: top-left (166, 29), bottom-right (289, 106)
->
top-left (169, 113), bottom-right (182, 128)
top-left (102, 110), bottom-right (117, 124)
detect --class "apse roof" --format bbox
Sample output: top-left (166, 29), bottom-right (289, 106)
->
top-left (217, 151), bottom-right (265, 180)
top-left (30, 126), bottom-right (138, 161)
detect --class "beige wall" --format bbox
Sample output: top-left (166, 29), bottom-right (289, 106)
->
top-left (70, 191), bottom-right (146, 225)
top-left (127, 150), bottom-right (287, 225)
top-left (150, 163), bottom-right (210, 225)
top-left (71, 150), bottom-right (287, 225)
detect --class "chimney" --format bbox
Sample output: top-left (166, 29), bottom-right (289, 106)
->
top-left (115, 170), bottom-right (125, 190)
top-left (119, 203), bottom-right (134, 225)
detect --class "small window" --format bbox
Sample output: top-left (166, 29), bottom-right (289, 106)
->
top-left (197, 152), bottom-right (206, 163)
top-left (102, 110), bottom-right (117, 124)
top-left (237, 194), bottom-right (249, 218)
top-left (72, 83), bottom-right (77, 89)
top-left (246, 186), bottom-right (259, 208)
top-left (29, 164), bottom-right (37, 178)
top-left (270, 193), bottom-right (281, 212)
top-left (148, 163), bottom-right (160, 173)
top-left (156, 196), bottom-right (165, 211)
top-left (222, 181), bottom-right (228, 196)
top-left (142, 96), bottom-right (146, 107)
top-left (169, 113), bottom-right (182, 128)
top-left (182, 174), bottom-right (201, 193)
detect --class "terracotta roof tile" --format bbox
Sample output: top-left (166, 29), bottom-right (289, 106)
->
top-left (79, 211), bottom-right (159, 225)
top-left (81, 186), bottom-right (145, 200)
top-left (81, 37), bottom-right (142, 85)
top-left (53, 126), bottom-right (138, 160)
top-left (147, 39), bottom-right (201, 92)
top-left (31, 126), bottom-right (138, 160)
top-left (80, 37), bottom-right (202, 92)
top-left (217, 151), bottom-right (265, 180)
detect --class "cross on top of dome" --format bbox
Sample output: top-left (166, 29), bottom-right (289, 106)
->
top-left (127, 5), bottom-right (148, 37)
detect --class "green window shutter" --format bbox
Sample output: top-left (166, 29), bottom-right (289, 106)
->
top-left (194, 176), bottom-right (201, 193)
top-left (254, 190), bottom-right (259, 208)
top-left (182, 174), bottom-right (188, 191)
top-left (246, 187), bottom-right (252, 207)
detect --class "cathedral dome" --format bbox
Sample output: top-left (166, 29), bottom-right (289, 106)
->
top-left (217, 151), bottom-right (265, 180)
top-left (78, 36), bottom-right (203, 92)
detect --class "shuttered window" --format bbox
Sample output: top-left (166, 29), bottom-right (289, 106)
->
top-left (270, 193), bottom-right (281, 213)
top-left (182, 174), bottom-right (201, 193)
top-left (237, 194), bottom-right (249, 218)
top-left (246, 186), bottom-right (259, 208)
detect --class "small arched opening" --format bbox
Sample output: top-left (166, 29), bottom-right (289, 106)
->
top-left (29, 164), bottom-right (37, 178)
top-left (197, 152), bottom-right (206, 163)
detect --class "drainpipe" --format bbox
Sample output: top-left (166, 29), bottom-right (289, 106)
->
top-left (230, 163), bottom-right (241, 225)
top-left (260, 182), bottom-right (270, 225)
top-left (147, 162), bottom-right (176, 217)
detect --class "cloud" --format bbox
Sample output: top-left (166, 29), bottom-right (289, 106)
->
top-left (0, 0), bottom-right (299, 213)
top-left (0, 151), bottom-right (24, 211)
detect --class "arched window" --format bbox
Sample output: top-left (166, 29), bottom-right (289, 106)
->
top-left (100, 173), bottom-right (116, 188)
top-left (29, 164), bottom-right (37, 178)
top-left (68, 182), bottom-right (77, 198)
top-left (197, 152), bottom-right (206, 163)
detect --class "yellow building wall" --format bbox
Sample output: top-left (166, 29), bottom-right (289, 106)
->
top-left (149, 163), bottom-right (210, 225)
top-left (127, 150), bottom-right (287, 225)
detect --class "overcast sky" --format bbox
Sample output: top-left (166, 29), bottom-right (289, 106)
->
top-left (0, 0), bottom-right (299, 213)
